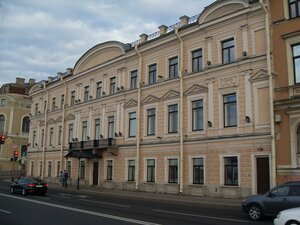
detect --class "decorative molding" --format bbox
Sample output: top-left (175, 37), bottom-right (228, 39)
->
top-left (124, 99), bottom-right (138, 108)
top-left (46, 118), bottom-right (56, 125)
top-left (161, 90), bottom-right (180, 100)
top-left (218, 75), bottom-right (239, 89)
top-left (56, 116), bottom-right (63, 123)
top-left (39, 120), bottom-right (45, 126)
top-left (249, 69), bottom-right (269, 83)
top-left (184, 84), bottom-right (208, 96)
top-left (65, 113), bottom-right (75, 121)
top-left (240, 24), bottom-right (248, 31)
top-left (142, 95), bottom-right (160, 104)
top-left (106, 104), bottom-right (117, 112)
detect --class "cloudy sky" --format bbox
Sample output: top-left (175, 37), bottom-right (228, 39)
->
top-left (0, 0), bottom-right (215, 86)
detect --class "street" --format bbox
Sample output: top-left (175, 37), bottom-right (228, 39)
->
top-left (0, 180), bottom-right (273, 225)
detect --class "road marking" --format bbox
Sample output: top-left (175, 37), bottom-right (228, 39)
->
top-left (79, 199), bottom-right (131, 208)
top-left (33, 196), bottom-right (50, 200)
top-left (152, 209), bottom-right (249, 223)
top-left (0, 193), bottom-right (160, 225)
top-left (0, 209), bottom-right (11, 214)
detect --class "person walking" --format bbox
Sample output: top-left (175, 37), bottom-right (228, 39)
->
top-left (63, 170), bottom-right (69, 188)
top-left (59, 171), bottom-right (63, 187)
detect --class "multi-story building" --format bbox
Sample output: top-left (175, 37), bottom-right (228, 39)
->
top-left (271, 0), bottom-right (300, 183)
top-left (27, 0), bottom-right (272, 198)
top-left (0, 78), bottom-right (35, 178)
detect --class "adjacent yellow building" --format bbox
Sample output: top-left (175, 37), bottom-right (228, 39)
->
top-left (27, 0), bottom-right (272, 198)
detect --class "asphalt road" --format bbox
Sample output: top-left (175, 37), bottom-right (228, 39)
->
top-left (0, 180), bottom-right (273, 225)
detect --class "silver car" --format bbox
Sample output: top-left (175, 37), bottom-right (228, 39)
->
top-left (242, 181), bottom-right (300, 221)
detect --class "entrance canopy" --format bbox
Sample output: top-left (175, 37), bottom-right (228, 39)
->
top-left (65, 150), bottom-right (100, 159)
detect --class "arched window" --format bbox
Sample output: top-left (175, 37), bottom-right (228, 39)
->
top-left (22, 116), bottom-right (30, 133)
top-left (297, 125), bottom-right (300, 154)
top-left (0, 115), bottom-right (5, 134)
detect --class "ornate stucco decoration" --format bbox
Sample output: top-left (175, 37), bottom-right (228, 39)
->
top-left (56, 116), bottom-right (63, 123)
top-left (249, 69), bottom-right (269, 83)
top-left (46, 118), bottom-right (56, 125)
top-left (39, 120), bottom-right (45, 126)
top-left (65, 113), bottom-right (75, 121)
top-left (219, 75), bottom-right (239, 89)
top-left (161, 90), bottom-right (180, 101)
top-left (123, 99), bottom-right (138, 109)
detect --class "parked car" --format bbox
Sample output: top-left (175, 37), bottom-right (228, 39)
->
top-left (274, 207), bottom-right (300, 225)
top-left (10, 177), bottom-right (48, 196)
top-left (242, 181), bottom-right (300, 221)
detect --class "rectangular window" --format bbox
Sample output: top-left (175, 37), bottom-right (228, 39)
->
top-left (57, 161), bottom-right (61, 177)
top-left (222, 38), bottom-right (235, 64)
top-left (289, 0), bottom-right (300, 18)
top-left (147, 108), bottom-right (156, 136)
top-left (94, 119), bottom-right (100, 140)
top-left (169, 57), bottom-right (178, 78)
top-left (44, 101), bottom-right (47, 113)
top-left (129, 112), bottom-right (136, 137)
top-left (67, 161), bottom-right (71, 177)
top-left (70, 91), bottom-right (75, 106)
top-left (168, 104), bottom-right (178, 133)
top-left (224, 156), bottom-right (238, 186)
top-left (0, 99), bottom-right (6, 107)
top-left (32, 131), bottom-right (36, 147)
top-left (168, 159), bottom-right (178, 183)
top-left (192, 49), bottom-right (203, 72)
top-left (49, 127), bottom-right (54, 146)
top-left (84, 86), bottom-right (89, 102)
top-left (35, 103), bottom-right (39, 115)
top-left (30, 161), bottom-right (34, 176)
top-left (293, 44), bottom-right (300, 83)
top-left (80, 161), bottom-right (85, 179)
top-left (193, 158), bottom-right (204, 184)
top-left (147, 159), bottom-right (155, 182)
top-left (39, 161), bottom-right (43, 177)
top-left (130, 70), bottom-right (138, 90)
top-left (128, 160), bottom-right (135, 181)
top-left (107, 160), bottom-right (113, 180)
top-left (110, 77), bottom-right (116, 95)
top-left (82, 121), bottom-right (88, 141)
top-left (108, 116), bottom-right (114, 138)
top-left (224, 93), bottom-right (237, 127)
top-left (58, 126), bottom-right (62, 145)
top-left (61, 95), bottom-right (64, 109)
top-left (0, 115), bottom-right (5, 134)
top-left (96, 81), bottom-right (102, 98)
top-left (52, 98), bottom-right (56, 111)
top-left (149, 64), bottom-right (157, 84)
top-left (192, 100), bottom-right (203, 131)
top-left (41, 129), bottom-right (44, 147)
top-left (48, 161), bottom-right (52, 177)
top-left (68, 124), bottom-right (74, 143)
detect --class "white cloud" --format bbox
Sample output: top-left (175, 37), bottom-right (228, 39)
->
top-left (0, 0), bottom-right (215, 86)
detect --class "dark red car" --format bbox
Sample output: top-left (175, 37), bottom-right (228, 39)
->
top-left (10, 177), bottom-right (48, 196)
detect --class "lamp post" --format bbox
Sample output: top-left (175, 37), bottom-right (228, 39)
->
top-left (77, 157), bottom-right (80, 190)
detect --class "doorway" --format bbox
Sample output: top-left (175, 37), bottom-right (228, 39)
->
top-left (256, 157), bottom-right (270, 194)
top-left (93, 162), bottom-right (99, 185)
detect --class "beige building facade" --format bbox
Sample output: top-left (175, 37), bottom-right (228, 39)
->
top-left (27, 0), bottom-right (272, 198)
top-left (0, 78), bottom-right (35, 178)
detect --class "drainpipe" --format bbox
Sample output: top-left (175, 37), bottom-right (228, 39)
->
top-left (42, 81), bottom-right (48, 179)
top-left (175, 26), bottom-right (184, 194)
top-left (260, 0), bottom-right (276, 187)
top-left (134, 44), bottom-right (142, 190)
top-left (60, 75), bottom-right (67, 170)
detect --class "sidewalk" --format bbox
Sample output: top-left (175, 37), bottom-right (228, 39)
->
top-left (49, 183), bottom-right (243, 208)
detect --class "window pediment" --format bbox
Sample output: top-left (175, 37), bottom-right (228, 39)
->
top-left (161, 90), bottom-right (180, 101)
top-left (249, 69), bottom-right (269, 83)
top-left (46, 118), bottom-right (56, 125)
top-left (184, 84), bottom-right (208, 96)
top-left (65, 114), bottom-right (75, 121)
top-left (124, 99), bottom-right (138, 108)
top-left (142, 95), bottom-right (160, 104)
top-left (56, 116), bottom-right (63, 123)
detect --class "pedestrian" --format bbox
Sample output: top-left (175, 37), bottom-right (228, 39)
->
top-left (63, 170), bottom-right (69, 188)
top-left (59, 171), bottom-right (63, 187)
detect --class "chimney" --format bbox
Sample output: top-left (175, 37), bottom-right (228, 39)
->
top-left (158, 25), bottom-right (168, 35)
top-left (180, 15), bottom-right (190, 26)
top-left (16, 77), bottom-right (25, 84)
top-left (139, 33), bottom-right (148, 43)
top-left (29, 79), bottom-right (35, 85)
top-left (66, 68), bottom-right (73, 75)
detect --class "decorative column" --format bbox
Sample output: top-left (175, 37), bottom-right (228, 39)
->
top-left (206, 36), bottom-right (213, 65)
top-left (207, 79), bottom-right (215, 127)
top-left (240, 25), bottom-right (249, 56)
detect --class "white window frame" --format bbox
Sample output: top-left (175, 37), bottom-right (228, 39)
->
top-left (164, 156), bottom-right (179, 184)
top-left (187, 94), bottom-right (207, 134)
top-left (143, 103), bottom-right (158, 139)
top-left (165, 54), bottom-right (179, 79)
top-left (220, 154), bottom-right (240, 187)
top-left (125, 108), bottom-right (137, 140)
top-left (143, 157), bottom-right (157, 183)
top-left (124, 158), bottom-right (136, 182)
top-left (164, 99), bottom-right (179, 137)
top-left (146, 62), bottom-right (159, 84)
top-left (218, 35), bottom-right (237, 64)
top-left (188, 155), bottom-right (206, 185)
top-left (189, 46), bottom-right (204, 73)
top-left (105, 159), bottom-right (114, 181)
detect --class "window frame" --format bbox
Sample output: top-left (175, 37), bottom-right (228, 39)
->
top-left (223, 156), bottom-right (239, 186)
top-left (192, 100), bottom-right (204, 131)
top-left (84, 86), bottom-right (89, 102)
top-left (49, 127), bottom-right (54, 146)
top-left (221, 38), bottom-right (235, 64)
top-left (192, 48), bottom-right (203, 72)
top-left (82, 121), bottom-right (88, 141)
top-left (169, 56), bottom-right (179, 78)
top-left (289, 0), bottom-right (300, 19)
top-left (130, 70), bottom-right (138, 90)
top-left (106, 160), bottom-right (113, 180)
top-left (168, 104), bottom-right (178, 134)
top-left (94, 118), bottom-right (101, 140)
top-left (110, 77), bottom-right (116, 95)
top-left (168, 158), bottom-right (178, 184)
top-left (108, 116), bottom-right (115, 138)
top-left (127, 159), bottom-right (135, 181)
top-left (128, 112), bottom-right (137, 138)
top-left (193, 158), bottom-right (204, 185)
top-left (149, 63), bottom-right (157, 84)
top-left (96, 81), bottom-right (102, 99)
top-left (292, 43), bottom-right (300, 84)
top-left (147, 108), bottom-right (156, 136)
top-left (223, 93), bottom-right (237, 128)
top-left (70, 91), bottom-right (75, 106)
top-left (146, 159), bottom-right (155, 182)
